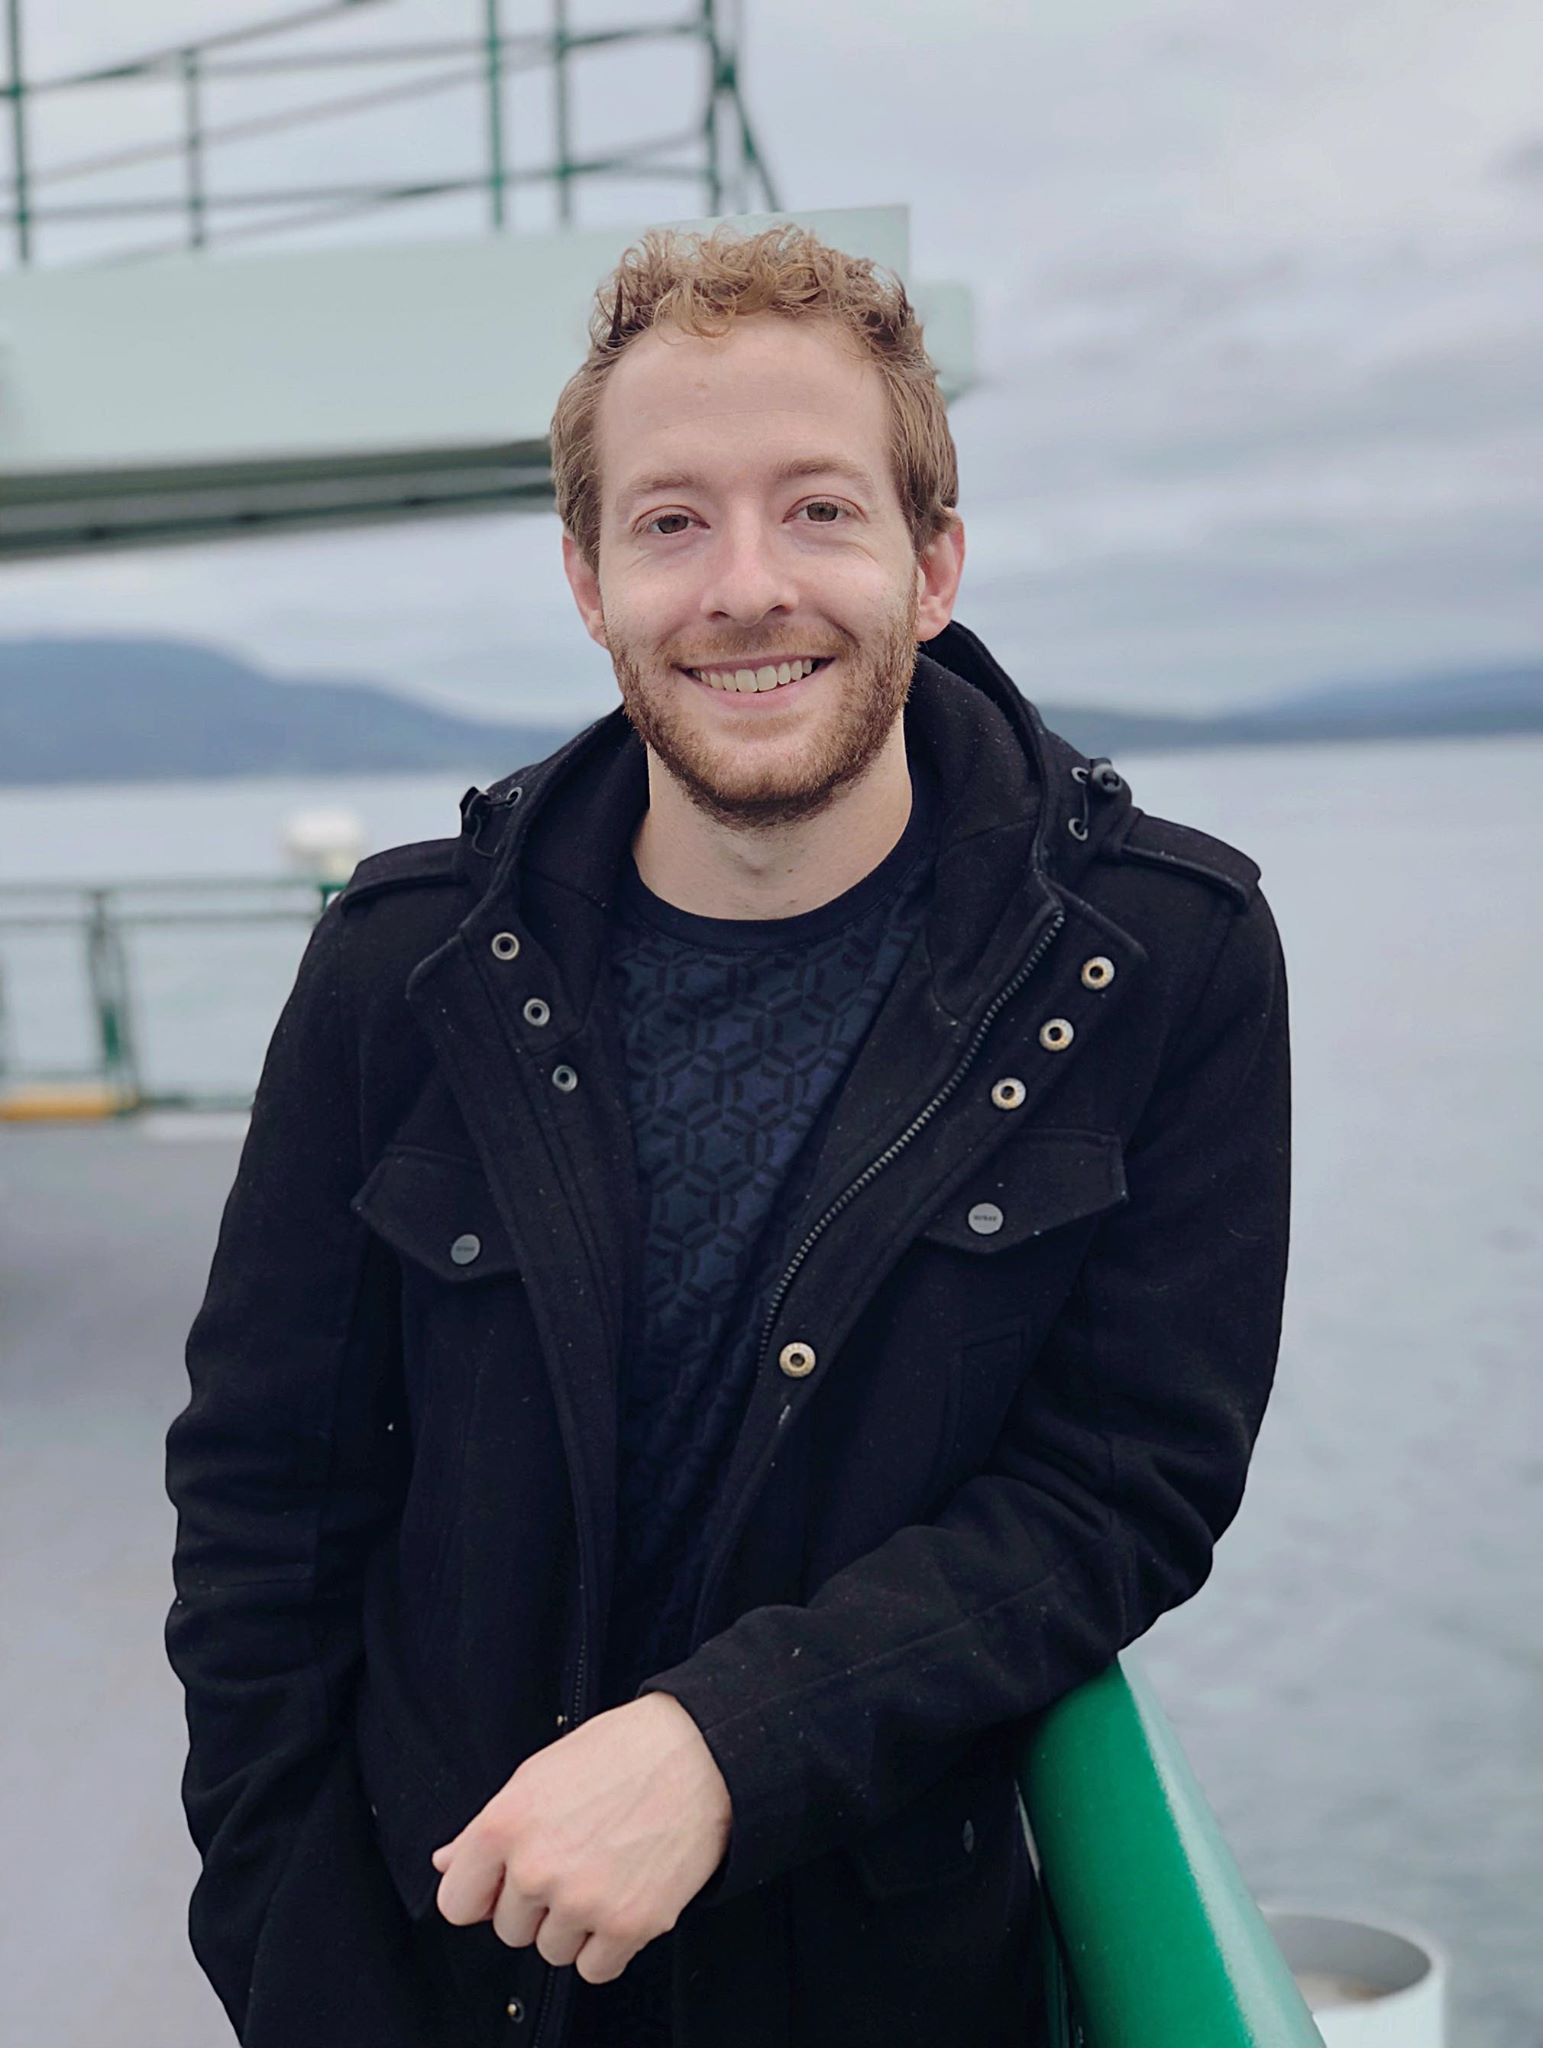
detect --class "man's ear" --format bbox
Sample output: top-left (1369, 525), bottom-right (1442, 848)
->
top-left (914, 512), bottom-right (966, 643)
top-left (561, 531), bottom-right (610, 651)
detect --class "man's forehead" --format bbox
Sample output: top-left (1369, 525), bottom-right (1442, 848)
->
top-left (596, 318), bottom-right (890, 495)
top-left (607, 314), bottom-right (877, 412)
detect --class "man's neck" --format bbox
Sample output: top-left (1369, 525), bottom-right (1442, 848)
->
top-left (631, 728), bottom-right (914, 922)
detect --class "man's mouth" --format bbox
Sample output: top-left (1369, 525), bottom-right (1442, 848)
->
top-left (676, 656), bottom-right (833, 695)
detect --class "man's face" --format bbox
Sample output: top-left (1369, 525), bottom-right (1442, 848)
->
top-left (563, 312), bottom-right (962, 828)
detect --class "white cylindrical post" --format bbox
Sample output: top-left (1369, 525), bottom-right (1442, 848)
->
top-left (1262, 1908), bottom-right (1446, 2048)
top-left (281, 808), bottom-right (366, 885)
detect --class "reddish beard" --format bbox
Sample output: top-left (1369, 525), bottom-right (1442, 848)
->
top-left (608, 588), bottom-right (919, 829)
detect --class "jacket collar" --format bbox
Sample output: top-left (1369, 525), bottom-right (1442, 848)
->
top-left (455, 618), bottom-right (1132, 1025)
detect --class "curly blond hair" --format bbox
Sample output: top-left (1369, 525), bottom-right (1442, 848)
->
top-left (551, 222), bottom-right (958, 570)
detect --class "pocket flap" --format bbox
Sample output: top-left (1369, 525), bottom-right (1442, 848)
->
top-left (849, 1746), bottom-right (1012, 1900)
top-left (351, 1147), bottom-right (521, 1283)
top-left (920, 1129), bottom-right (1127, 1255)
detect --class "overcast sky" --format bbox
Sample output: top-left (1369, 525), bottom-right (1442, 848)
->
top-left (3, 0), bottom-right (1541, 721)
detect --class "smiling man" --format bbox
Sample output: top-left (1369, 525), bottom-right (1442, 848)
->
top-left (165, 224), bottom-right (1291, 2048)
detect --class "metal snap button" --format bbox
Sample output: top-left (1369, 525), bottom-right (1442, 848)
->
top-left (490, 931), bottom-right (521, 961)
top-left (450, 1233), bottom-right (481, 1265)
top-left (505, 1996), bottom-right (525, 2021)
top-left (552, 1065), bottom-right (578, 1093)
top-left (962, 1818), bottom-right (976, 1853)
top-left (1081, 955), bottom-right (1115, 989)
top-left (967, 1203), bottom-right (1004, 1236)
top-left (990, 1076), bottom-right (1026, 1111)
top-left (522, 997), bottom-right (551, 1027)
top-left (778, 1341), bottom-right (817, 1378)
top-left (1038, 1017), bottom-right (1074, 1052)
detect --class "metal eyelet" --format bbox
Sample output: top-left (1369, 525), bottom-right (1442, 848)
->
top-left (1039, 1017), bottom-right (1074, 1052)
top-left (1081, 955), bottom-right (1115, 989)
top-left (1067, 817), bottom-right (1088, 840)
top-left (778, 1341), bottom-right (817, 1378)
top-left (1070, 765), bottom-right (1089, 782)
top-left (552, 1064), bottom-right (578, 1093)
top-left (490, 931), bottom-right (521, 961)
top-left (990, 1076), bottom-right (1027, 1111)
top-left (522, 997), bottom-right (551, 1027)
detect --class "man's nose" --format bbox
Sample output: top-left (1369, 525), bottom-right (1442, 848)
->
top-left (699, 516), bottom-right (799, 624)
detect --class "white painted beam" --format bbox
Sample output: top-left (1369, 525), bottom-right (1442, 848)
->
top-left (0, 206), bottom-right (973, 560)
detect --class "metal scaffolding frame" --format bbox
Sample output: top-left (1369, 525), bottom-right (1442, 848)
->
top-left (0, 0), bottom-right (779, 267)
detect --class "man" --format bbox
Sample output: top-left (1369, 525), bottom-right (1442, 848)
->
top-left (165, 222), bottom-right (1290, 2048)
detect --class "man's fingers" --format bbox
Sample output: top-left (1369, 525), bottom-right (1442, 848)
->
top-left (531, 1902), bottom-right (593, 1969)
top-left (574, 1929), bottom-right (641, 1985)
top-left (492, 1882), bottom-right (548, 1952)
top-left (435, 1839), bottom-right (507, 1926)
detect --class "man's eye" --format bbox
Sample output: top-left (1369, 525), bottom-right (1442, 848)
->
top-left (645, 512), bottom-right (693, 537)
top-left (798, 501), bottom-right (845, 524)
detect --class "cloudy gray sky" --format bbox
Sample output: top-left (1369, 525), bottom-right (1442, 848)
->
top-left (3, 0), bottom-right (1541, 722)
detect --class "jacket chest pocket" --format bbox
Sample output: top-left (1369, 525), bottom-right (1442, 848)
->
top-left (349, 1146), bottom-right (525, 1617)
top-left (911, 1128), bottom-right (1128, 1501)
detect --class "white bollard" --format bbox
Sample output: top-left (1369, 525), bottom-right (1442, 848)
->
top-left (281, 808), bottom-right (367, 885)
top-left (1262, 1907), bottom-right (1447, 2048)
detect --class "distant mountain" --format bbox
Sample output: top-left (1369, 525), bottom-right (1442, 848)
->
top-left (0, 637), bottom-right (571, 787)
top-left (0, 635), bottom-right (1539, 788)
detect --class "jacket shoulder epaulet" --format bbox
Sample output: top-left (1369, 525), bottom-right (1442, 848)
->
top-left (1110, 810), bottom-right (1261, 910)
top-left (336, 837), bottom-right (464, 913)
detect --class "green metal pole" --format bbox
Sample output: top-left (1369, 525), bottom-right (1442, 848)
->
top-left (551, 0), bottom-right (572, 226)
top-left (5, 0), bottom-right (29, 264)
top-left (181, 48), bottom-right (207, 250)
top-left (483, 0), bottom-right (505, 230)
top-left (84, 892), bottom-right (142, 1108)
top-left (701, 0), bottom-right (721, 216)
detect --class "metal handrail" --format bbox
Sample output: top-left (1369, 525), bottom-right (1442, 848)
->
top-left (1, 0), bottom-right (779, 268)
top-left (1018, 1656), bottom-right (1325, 2046)
top-left (0, 874), bottom-right (332, 1112)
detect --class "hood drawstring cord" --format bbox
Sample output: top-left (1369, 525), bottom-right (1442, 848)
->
top-left (1067, 756), bottom-right (1124, 841)
top-left (459, 784), bottom-right (524, 859)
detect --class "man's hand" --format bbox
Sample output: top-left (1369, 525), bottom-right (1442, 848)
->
top-left (429, 1691), bottom-right (732, 1985)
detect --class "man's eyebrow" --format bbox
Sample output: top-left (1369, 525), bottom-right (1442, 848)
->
top-left (616, 456), bottom-right (882, 508)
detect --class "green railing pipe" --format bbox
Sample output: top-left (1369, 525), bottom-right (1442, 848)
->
top-left (1017, 1656), bottom-right (1325, 2048)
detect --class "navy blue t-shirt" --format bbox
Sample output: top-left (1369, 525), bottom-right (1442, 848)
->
top-left (572, 768), bottom-right (938, 2047)
top-left (601, 763), bottom-right (939, 1708)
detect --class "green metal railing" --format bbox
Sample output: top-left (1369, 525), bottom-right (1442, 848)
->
top-left (1, 0), bottom-right (779, 269)
top-left (0, 874), bottom-right (337, 1113)
top-left (1019, 1656), bottom-right (1325, 2047)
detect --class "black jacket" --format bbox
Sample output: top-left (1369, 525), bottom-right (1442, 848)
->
top-left (164, 620), bottom-right (1291, 2048)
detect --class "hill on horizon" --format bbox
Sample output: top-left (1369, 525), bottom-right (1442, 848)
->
top-left (0, 633), bottom-right (1539, 788)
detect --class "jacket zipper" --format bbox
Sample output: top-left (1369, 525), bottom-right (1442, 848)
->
top-left (530, 1578), bottom-right (589, 2047)
top-left (752, 902), bottom-right (1065, 1375)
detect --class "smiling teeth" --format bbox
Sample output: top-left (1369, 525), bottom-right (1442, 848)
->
top-left (690, 657), bottom-right (821, 692)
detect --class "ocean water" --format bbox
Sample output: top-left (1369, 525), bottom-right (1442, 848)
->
top-left (2, 731), bottom-right (1540, 2045)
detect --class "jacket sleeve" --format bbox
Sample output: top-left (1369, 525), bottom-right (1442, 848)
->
top-left (163, 899), bottom-right (407, 2036)
top-left (639, 883), bottom-right (1291, 1907)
